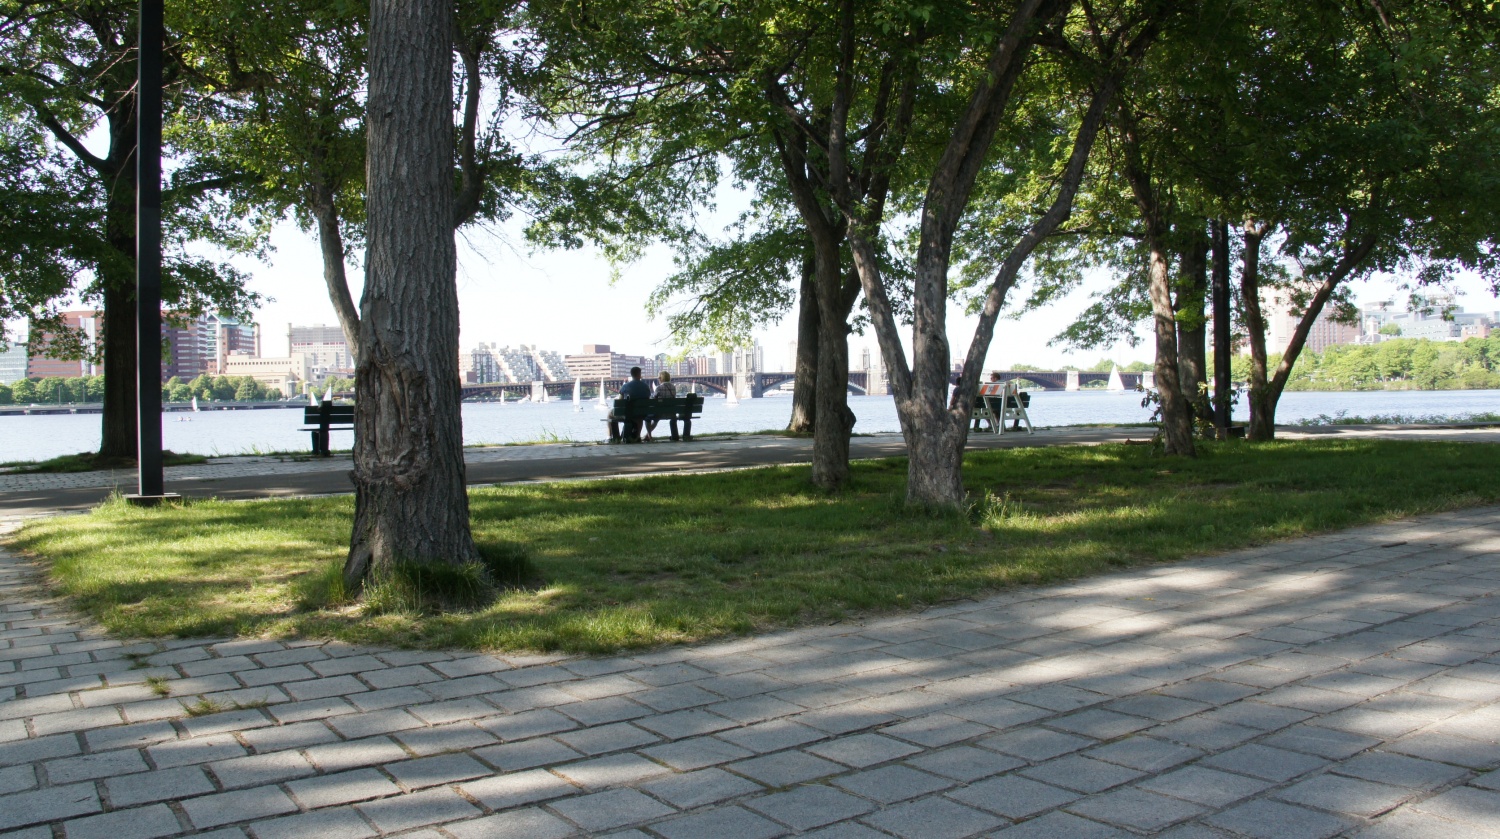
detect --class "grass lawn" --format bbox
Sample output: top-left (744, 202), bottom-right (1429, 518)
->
top-left (11, 439), bottom-right (1500, 655)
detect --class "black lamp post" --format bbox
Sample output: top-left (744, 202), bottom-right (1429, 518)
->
top-left (127, 0), bottom-right (177, 506)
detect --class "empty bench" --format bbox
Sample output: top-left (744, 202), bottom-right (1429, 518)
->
top-left (301, 402), bottom-right (354, 456)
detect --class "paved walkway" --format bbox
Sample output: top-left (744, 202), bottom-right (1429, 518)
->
top-left (5, 425), bottom-right (1499, 518)
top-left (3, 506), bottom-right (1500, 837)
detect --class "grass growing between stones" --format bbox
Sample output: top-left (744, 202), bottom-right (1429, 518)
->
top-left (12, 439), bottom-right (1500, 654)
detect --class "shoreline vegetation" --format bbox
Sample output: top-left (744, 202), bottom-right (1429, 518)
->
top-left (11, 439), bottom-right (1500, 654)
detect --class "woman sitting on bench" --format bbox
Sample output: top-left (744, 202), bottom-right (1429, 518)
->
top-left (645, 371), bottom-right (677, 442)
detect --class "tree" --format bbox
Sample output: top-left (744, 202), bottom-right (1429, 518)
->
top-left (0, 0), bottom-right (260, 460)
top-left (829, 0), bottom-right (1170, 505)
top-left (1229, 2), bottom-right (1500, 438)
top-left (10, 378), bottom-right (34, 403)
top-left (527, 0), bottom-right (892, 489)
top-left (233, 379), bottom-right (258, 401)
top-left (198, 0), bottom-right (536, 367)
top-left (343, 0), bottom-right (481, 591)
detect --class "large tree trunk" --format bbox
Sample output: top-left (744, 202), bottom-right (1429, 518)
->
top-left (1118, 107), bottom-right (1193, 456)
top-left (344, 0), bottom-right (479, 591)
top-left (1210, 218), bottom-right (1232, 432)
top-left (99, 281), bottom-right (137, 461)
top-left (1146, 244), bottom-right (1195, 455)
top-left (99, 158), bottom-right (138, 462)
top-left (809, 239), bottom-right (853, 489)
top-left (1176, 228), bottom-right (1208, 422)
top-left (1239, 223), bottom-right (1274, 440)
top-left (787, 250), bottom-right (817, 433)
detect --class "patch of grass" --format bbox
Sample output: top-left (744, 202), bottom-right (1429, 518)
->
top-left (13, 440), bottom-right (1500, 655)
top-left (183, 697), bottom-right (225, 716)
top-left (1, 450), bottom-right (208, 473)
top-left (144, 675), bottom-right (171, 696)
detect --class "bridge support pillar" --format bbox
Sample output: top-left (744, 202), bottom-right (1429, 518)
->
top-left (736, 371), bottom-right (763, 398)
top-left (531, 380), bottom-right (546, 402)
top-left (1066, 370), bottom-right (1080, 391)
top-left (1142, 371), bottom-right (1155, 389)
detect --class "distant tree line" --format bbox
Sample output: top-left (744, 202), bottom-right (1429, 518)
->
top-left (0, 374), bottom-right (283, 405)
top-left (1228, 337), bottom-right (1500, 392)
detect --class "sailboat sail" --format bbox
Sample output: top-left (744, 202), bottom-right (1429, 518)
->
top-left (725, 381), bottom-right (740, 406)
top-left (191, 395), bottom-right (199, 412)
top-left (572, 377), bottom-right (582, 411)
top-left (1107, 365), bottom-right (1125, 391)
top-left (596, 379), bottom-right (609, 410)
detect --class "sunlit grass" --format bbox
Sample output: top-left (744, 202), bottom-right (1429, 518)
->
top-left (11, 439), bottom-right (1500, 654)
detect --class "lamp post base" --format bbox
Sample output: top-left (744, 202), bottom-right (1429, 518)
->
top-left (124, 493), bottom-right (182, 508)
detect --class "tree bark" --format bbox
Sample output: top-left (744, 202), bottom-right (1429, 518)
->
top-left (1239, 222), bottom-right (1274, 440)
top-left (345, 0), bottom-right (479, 591)
top-left (99, 281), bottom-right (137, 460)
top-left (807, 230), bottom-right (852, 489)
top-left (1176, 227), bottom-right (1208, 421)
top-left (1118, 103), bottom-right (1194, 456)
top-left (787, 249), bottom-right (818, 433)
top-left (1210, 218), bottom-right (1232, 432)
top-left (1147, 244), bottom-right (1195, 454)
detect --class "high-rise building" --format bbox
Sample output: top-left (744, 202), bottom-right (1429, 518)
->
top-left (563, 344), bottom-right (662, 380)
top-left (163, 315), bottom-right (260, 381)
top-left (0, 344), bottom-right (27, 385)
top-left (787, 340), bottom-right (798, 372)
top-left (288, 324), bottom-right (351, 383)
top-left (1258, 289), bottom-right (1360, 355)
top-left (25, 310), bottom-right (102, 378)
top-left (461, 343), bottom-right (502, 383)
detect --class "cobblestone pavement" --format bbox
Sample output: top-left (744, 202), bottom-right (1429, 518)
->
top-left (4, 511), bottom-right (1500, 837)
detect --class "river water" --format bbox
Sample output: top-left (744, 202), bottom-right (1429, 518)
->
top-left (2, 389), bottom-right (1496, 463)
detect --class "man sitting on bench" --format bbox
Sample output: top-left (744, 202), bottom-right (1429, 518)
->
top-left (608, 366), bottom-right (652, 442)
top-left (645, 371), bottom-right (677, 441)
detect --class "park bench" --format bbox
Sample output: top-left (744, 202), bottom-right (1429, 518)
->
top-left (975, 382), bottom-right (1033, 434)
top-left (301, 401), bottom-right (354, 456)
top-left (607, 394), bottom-right (704, 443)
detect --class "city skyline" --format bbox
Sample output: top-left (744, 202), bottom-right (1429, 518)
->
top-left (7, 211), bottom-right (1499, 375)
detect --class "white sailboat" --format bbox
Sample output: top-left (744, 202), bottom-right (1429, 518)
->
top-left (572, 377), bottom-right (582, 411)
top-left (324, 384), bottom-right (335, 403)
top-left (725, 381), bottom-right (740, 406)
top-left (1107, 364), bottom-right (1125, 392)
top-left (190, 395), bottom-right (199, 412)
top-left (596, 379), bottom-right (609, 410)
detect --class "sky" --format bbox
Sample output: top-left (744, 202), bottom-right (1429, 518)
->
top-left (237, 206), bottom-right (1500, 373)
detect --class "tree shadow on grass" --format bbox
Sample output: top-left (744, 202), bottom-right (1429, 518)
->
top-left (16, 439), bottom-right (1500, 653)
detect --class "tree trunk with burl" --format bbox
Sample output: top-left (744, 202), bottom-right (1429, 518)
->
top-left (344, 0), bottom-right (479, 591)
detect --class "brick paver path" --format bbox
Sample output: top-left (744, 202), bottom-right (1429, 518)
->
top-left (3, 508), bottom-right (1500, 837)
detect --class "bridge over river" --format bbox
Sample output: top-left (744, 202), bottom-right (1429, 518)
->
top-left (459, 369), bottom-right (1151, 401)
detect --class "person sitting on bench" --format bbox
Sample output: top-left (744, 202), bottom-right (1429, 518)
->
top-left (609, 366), bottom-right (652, 442)
top-left (645, 371), bottom-right (677, 441)
top-left (974, 371), bottom-right (1002, 431)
